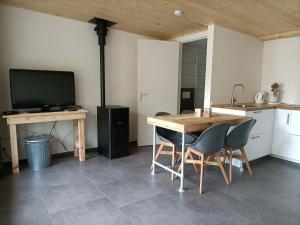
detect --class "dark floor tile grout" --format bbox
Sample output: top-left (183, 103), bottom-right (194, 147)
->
top-left (40, 193), bottom-right (56, 225)
top-left (1, 148), bottom-right (299, 225)
top-left (83, 169), bottom-right (136, 225)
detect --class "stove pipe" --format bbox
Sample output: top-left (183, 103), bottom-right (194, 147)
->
top-left (89, 18), bottom-right (115, 107)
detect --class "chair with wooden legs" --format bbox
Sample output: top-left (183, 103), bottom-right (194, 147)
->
top-left (223, 119), bottom-right (256, 183)
top-left (182, 123), bottom-right (230, 194)
top-left (154, 112), bottom-right (197, 180)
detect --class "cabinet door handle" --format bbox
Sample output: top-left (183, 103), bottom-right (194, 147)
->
top-left (287, 113), bottom-right (290, 125)
top-left (253, 111), bottom-right (262, 114)
top-left (251, 135), bottom-right (261, 140)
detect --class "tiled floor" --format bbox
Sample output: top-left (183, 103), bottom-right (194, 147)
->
top-left (0, 146), bottom-right (299, 225)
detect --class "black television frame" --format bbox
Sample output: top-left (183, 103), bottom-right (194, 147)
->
top-left (9, 69), bottom-right (76, 112)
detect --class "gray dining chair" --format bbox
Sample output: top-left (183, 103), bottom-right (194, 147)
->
top-left (154, 112), bottom-right (197, 180)
top-left (182, 123), bottom-right (230, 194)
top-left (223, 119), bottom-right (256, 183)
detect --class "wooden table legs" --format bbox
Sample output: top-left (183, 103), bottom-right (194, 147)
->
top-left (73, 120), bottom-right (79, 157)
top-left (73, 119), bottom-right (85, 161)
top-left (78, 119), bottom-right (85, 161)
top-left (9, 124), bottom-right (19, 174)
top-left (9, 119), bottom-right (86, 174)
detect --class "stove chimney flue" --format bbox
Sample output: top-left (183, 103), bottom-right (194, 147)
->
top-left (89, 17), bottom-right (115, 107)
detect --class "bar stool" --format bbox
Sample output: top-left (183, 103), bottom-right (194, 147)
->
top-left (154, 112), bottom-right (197, 180)
top-left (182, 123), bottom-right (230, 194)
top-left (223, 119), bottom-right (256, 183)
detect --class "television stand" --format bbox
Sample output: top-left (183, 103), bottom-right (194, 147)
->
top-left (41, 106), bottom-right (52, 112)
top-left (2, 109), bottom-right (88, 174)
top-left (42, 106), bottom-right (65, 112)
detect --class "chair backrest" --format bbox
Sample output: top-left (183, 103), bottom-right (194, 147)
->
top-left (190, 123), bottom-right (230, 154)
top-left (155, 112), bottom-right (176, 140)
top-left (225, 119), bottom-right (256, 148)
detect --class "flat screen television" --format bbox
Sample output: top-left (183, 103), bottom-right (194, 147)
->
top-left (10, 69), bottom-right (76, 111)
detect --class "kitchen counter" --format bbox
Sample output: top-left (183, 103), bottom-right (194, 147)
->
top-left (212, 103), bottom-right (300, 111)
top-left (212, 102), bottom-right (300, 164)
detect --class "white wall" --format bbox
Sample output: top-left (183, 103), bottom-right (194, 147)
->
top-left (206, 25), bottom-right (264, 105)
top-left (106, 29), bottom-right (146, 143)
top-left (260, 37), bottom-right (300, 104)
top-left (0, 5), bottom-right (145, 159)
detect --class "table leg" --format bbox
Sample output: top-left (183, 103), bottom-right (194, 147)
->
top-left (73, 120), bottom-right (79, 157)
top-left (151, 125), bottom-right (156, 175)
top-left (78, 119), bottom-right (85, 161)
top-left (178, 132), bottom-right (185, 192)
top-left (9, 124), bottom-right (19, 174)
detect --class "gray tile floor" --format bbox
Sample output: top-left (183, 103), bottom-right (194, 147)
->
top-left (0, 146), bottom-right (299, 225)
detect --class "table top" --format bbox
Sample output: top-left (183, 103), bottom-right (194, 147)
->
top-left (147, 113), bottom-right (249, 133)
top-left (2, 109), bottom-right (88, 125)
top-left (2, 109), bottom-right (88, 119)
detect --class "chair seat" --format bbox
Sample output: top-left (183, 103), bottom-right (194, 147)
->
top-left (166, 132), bottom-right (198, 146)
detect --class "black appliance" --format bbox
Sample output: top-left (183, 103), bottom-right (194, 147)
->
top-left (180, 88), bottom-right (195, 112)
top-left (90, 18), bottom-right (130, 159)
top-left (97, 106), bottom-right (129, 159)
top-left (9, 69), bottom-right (75, 111)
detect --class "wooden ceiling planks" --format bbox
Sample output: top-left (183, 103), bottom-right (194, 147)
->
top-left (1, 0), bottom-right (299, 40)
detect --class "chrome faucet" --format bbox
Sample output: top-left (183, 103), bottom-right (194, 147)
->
top-left (231, 83), bottom-right (245, 106)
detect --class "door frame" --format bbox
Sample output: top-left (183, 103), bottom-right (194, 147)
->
top-left (174, 31), bottom-right (208, 113)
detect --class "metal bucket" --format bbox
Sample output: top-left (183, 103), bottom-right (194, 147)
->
top-left (24, 134), bottom-right (52, 170)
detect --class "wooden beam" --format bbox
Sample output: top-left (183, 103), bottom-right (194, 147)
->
top-left (258, 30), bottom-right (300, 41)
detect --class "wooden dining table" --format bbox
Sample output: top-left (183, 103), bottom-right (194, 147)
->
top-left (147, 112), bottom-right (249, 192)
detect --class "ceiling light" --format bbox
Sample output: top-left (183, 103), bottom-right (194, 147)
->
top-left (174, 10), bottom-right (182, 16)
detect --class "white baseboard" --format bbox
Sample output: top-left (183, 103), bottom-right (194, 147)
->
top-left (271, 154), bottom-right (300, 164)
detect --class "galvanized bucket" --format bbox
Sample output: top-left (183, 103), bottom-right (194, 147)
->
top-left (24, 134), bottom-right (52, 170)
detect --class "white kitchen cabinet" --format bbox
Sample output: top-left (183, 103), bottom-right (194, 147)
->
top-left (288, 111), bottom-right (300, 162)
top-left (288, 135), bottom-right (300, 161)
top-left (229, 109), bottom-right (274, 168)
top-left (212, 107), bottom-right (275, 163)
top-left (245, 133), bottom-right (271, 161)
top-left (246, 110), bottom-right (274, 135)
top-left (213, 105), bottom-right (300, 164)
top-left (244, 109), bottom-right (274, 160)
top-left (229, 109), bottom-right (274, 166)
top-left (272, 109), bottom-right (300, 163)
top-left (272, 109), bottom-right (290, 158)
top-left (290, 111), bottom-right (300, 135)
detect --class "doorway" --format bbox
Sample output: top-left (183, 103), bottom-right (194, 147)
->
top-left (180, 38), bottom-right (207, 113)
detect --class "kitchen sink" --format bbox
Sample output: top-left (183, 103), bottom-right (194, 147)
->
top-left (234, 104), bottom-right (257, 108)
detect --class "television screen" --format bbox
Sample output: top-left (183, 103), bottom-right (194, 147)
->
top-left (10, 69), bottom-right (76, 110)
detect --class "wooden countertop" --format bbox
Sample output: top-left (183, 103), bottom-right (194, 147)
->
top-left (212, 103), bottom-right (300, 111)
top-left (147, 113), bottom-right (249, 133)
